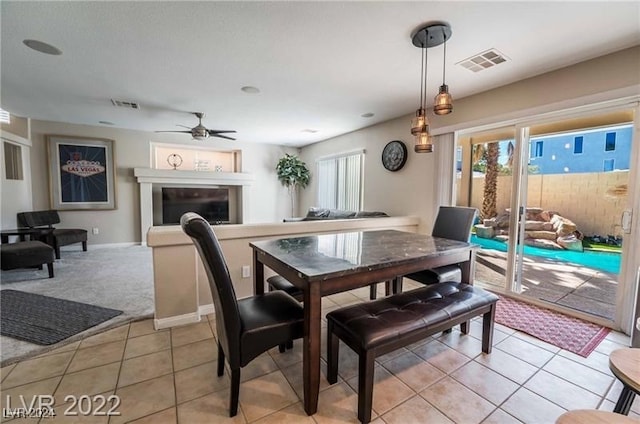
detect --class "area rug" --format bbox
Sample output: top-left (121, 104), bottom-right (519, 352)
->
top-left (1, 290), bottom-right (123, 345)
top-left (494, 295), bottom-right (610, 357)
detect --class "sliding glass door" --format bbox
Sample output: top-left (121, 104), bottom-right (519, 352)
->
top-left (456, 106), bottom-right (639, 331)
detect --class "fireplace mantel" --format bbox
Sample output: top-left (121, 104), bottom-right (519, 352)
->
top-left (134, 168), bottom-right (254, 185)
top-left (134, 168), bottom-right (254, 244)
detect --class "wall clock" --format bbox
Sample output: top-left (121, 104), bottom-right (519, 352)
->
top-left (381, 140), bottom-right (407, 172)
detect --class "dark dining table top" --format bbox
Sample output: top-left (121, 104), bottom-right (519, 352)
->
top-left (250, 229), bottom-right (476, 281)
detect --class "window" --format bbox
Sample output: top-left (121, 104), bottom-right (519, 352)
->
top-left (316, 151), bottom-right (364, 210)
top-left (603, 159), bottom-right (615, 172)
top-left (531, 140), bottom-right (543, 158)
top-left (4, 141), bottom-right (23, 180)
top-left (0, 109), bottom-right (10, 124)
top-left (573, 136), bottom-right (583, 154)
top-left (605, 132), bottom-right (616, 151)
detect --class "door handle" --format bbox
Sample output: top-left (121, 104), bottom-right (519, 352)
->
top-left (622, 209), bottom-right (633, 233)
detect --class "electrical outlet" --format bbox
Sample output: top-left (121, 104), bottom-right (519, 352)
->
top-left (92, 227), bottom-right (99, 235)
top-left (241, 265), bottom-right (251, 278)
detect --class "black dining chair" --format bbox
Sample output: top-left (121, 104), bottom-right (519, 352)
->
top-left (180, 212), bottom-right (304, 417)
top-left (404, 206), bottom-right (478, 286)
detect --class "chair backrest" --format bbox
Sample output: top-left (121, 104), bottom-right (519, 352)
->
top-left (180, 212), bottom-right (240, 362)
top-left (431, 206), bottom-right (477, 242)
top-left (17, 210), bottom-right (60, 228)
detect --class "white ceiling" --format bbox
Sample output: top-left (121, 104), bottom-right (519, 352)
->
top-left (1, 1), bottom-right (639, 147)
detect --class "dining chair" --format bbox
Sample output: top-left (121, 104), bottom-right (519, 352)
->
top-left (404, 205), bottom-right (478, 285)
top-left (181, 212), bottom-right (304, 417)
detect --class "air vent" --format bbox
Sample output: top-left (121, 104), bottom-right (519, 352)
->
top-left (111, 99), bottom-right (140, 109)
top-left (457, 49), bottom-right (508, 73)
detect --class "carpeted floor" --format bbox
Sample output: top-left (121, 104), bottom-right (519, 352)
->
top-left (494, 295), bottom-right (610, 357)
top-left (0, 245), bottom-right (154, 365)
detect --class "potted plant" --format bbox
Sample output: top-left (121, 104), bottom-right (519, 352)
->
top-left (276, 153), bottom-right (311, 217)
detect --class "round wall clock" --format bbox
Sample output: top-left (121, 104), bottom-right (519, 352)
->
top-left (381, 140), bottom-right (407, 172)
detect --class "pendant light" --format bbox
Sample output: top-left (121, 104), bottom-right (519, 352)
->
top-left (433, 27), bottom-right (453, 115)
top-left (410, 23), bottom-right (453, 153)
top-left (411, 31), bottom-right (432, 153)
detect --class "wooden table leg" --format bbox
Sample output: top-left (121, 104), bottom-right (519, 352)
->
top-left (252, 250), bottom-right (264, 295)
top-left (303, 281), bottom-right (321, 415)
top-left (459, 248), bottom-right (477, 334)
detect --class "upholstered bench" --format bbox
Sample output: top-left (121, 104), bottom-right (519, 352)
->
top-left (326, 282), bottom-right (499, 424)
top-left (0, 241), bottom-right (55, 278)
top-left (18, 210), bottom-right (87, 259)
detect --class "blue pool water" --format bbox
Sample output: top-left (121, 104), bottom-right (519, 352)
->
top-left (471, 235), bottom-right (621, 274)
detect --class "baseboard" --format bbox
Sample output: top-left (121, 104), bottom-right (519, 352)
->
top-left (199, 303), bottom-right (215, 316)
top-left (61, 242), bottom-right (141, 251)
top-left (154, 311), bottom-right (201, 330)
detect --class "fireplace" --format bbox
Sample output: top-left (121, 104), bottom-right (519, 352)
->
top-left (134, 168), bottom-right (253, 243)
top-left (152, 185), bottom-right (237, 225)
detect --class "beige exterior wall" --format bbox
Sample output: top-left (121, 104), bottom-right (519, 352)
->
top-left (464, 171), bottom-right (629, 237)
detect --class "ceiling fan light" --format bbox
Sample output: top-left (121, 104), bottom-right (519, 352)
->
top-left (433, 85), bottom-right (453, 115)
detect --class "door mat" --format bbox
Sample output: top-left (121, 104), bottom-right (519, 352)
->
top-left (494, 295), bottom-right (610, 357)
top-left (0, 290), bottom-right (123, 345)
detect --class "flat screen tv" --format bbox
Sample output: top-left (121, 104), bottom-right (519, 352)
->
top-left (162, 187), bottom-right (229, 224)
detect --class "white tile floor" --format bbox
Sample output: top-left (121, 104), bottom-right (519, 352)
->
top-left (1, 284), bottom-right (638, 424)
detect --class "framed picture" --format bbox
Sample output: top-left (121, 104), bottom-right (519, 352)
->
top-left (47, 135), bottom-right (116, 210)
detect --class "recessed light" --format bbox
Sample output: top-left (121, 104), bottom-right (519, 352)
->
top-left (241, 86), bottom-right (260, 94)
top-left (98, 121), bottom-right (115, 126)
top-left (361, 112), bottom-right (375, 118)
top-left (23, 39), bottom-right (62, 55)
top-left (301, 129), bottom-right (318, 134)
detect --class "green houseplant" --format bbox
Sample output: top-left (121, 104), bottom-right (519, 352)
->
top-left (276, 153), bottom-right (311, 217)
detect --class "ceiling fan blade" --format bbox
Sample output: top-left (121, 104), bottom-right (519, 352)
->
top-left (155, 130), bottom-right (192, 134)
top-left (208, 130), bottom-right (237, 134)
top-left (211, 133), bottom-right (236, 141)
top-left (176, 124), bottom-right (192, 129)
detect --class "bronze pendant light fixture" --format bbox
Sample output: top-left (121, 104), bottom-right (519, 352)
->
top-left (410, 23), bottom-right (453, 153)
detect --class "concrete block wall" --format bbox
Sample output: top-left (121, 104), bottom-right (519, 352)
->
top-left (466, 171), bottom-right (629, 237)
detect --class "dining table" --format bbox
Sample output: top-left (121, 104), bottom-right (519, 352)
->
top-left (250, 229), bottom-right (477, 415)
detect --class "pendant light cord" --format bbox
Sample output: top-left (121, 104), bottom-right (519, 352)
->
top-left (419, 34), bottom-right (425, 110)
top-left (423, 29), bottom-right (428, 111)
top-left (442, 28), bottom-right (447, 85)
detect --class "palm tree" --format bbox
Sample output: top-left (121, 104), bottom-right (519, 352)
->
top-left (481, 142), bottom-right (500, 220)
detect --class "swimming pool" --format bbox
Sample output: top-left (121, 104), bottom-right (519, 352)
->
top-left (471, 235), bottom-right (621, 274)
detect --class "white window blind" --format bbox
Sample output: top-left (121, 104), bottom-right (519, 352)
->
top-left (316, 151), bottom-right (364, 210)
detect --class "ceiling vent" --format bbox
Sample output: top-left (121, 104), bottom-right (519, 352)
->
top-left (457, 49), bottom-right (508, 73)
top-left (111, 99), bottom-right (140, 109)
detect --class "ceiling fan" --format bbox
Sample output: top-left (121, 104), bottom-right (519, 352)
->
top-left (156, 112), bottom-right (236, 141)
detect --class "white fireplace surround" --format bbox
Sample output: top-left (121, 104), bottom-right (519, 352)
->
top-left (134, 168), bottom-right (254, 244)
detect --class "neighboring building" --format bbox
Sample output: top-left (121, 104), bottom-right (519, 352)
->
top-left (529, 125), bottom-right (632, 174)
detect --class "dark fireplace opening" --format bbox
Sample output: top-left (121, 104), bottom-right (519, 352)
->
top-left (161, 187), bottom-right (229, 224)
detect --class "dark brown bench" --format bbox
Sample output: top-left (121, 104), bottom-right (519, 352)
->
top-left (18, 210), bottom-right (87, 259)
top-left (326, 282), bottom-right (499, 424)
top-left (0, 241), bottom-right (55, 278)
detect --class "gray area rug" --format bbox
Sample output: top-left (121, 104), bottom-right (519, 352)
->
top-left (0, 245), bottom-right (154, 365)
top-left (1, 290), bottom-right (123, 345)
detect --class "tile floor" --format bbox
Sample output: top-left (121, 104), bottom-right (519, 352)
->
top-left (1, 283), bottom-right (639, 424)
